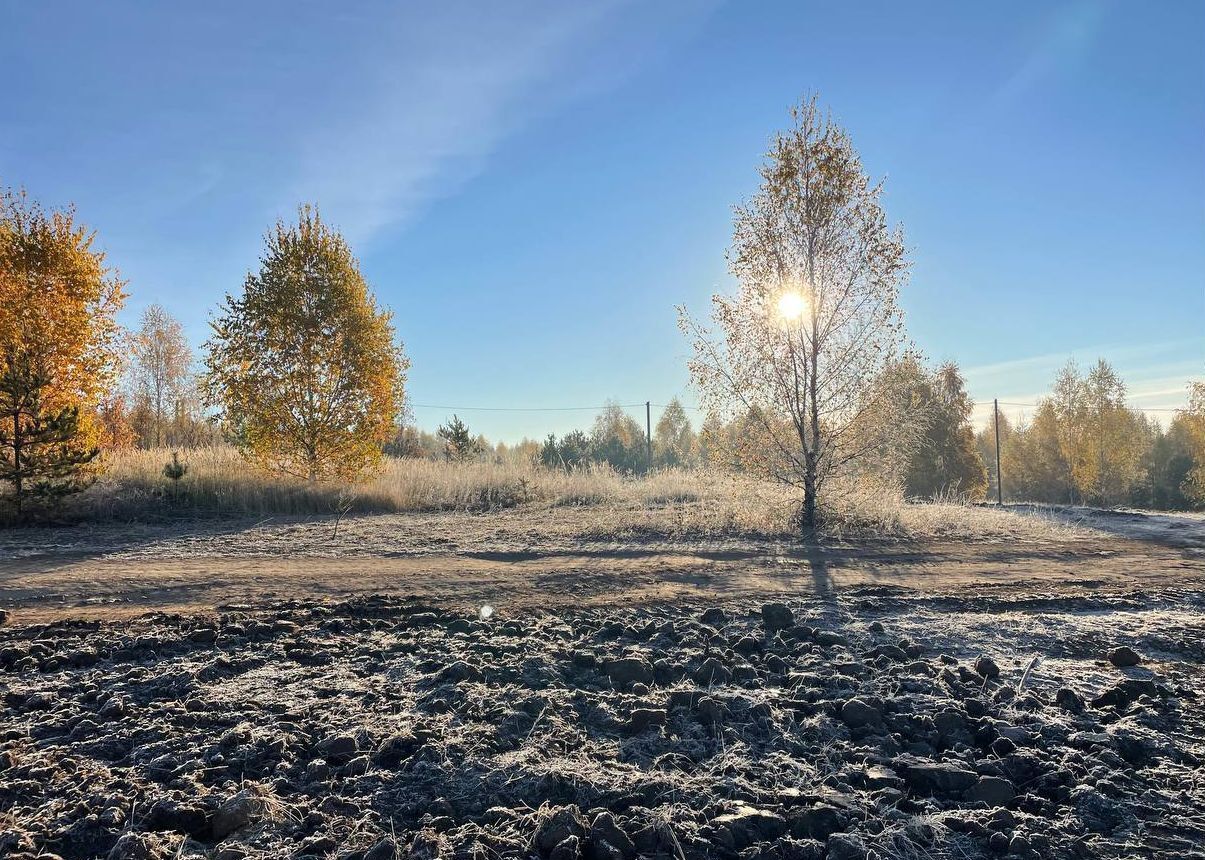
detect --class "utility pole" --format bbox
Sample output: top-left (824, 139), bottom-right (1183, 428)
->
top-left (1098, 391), bottom-right (1105, 506)
top-left (993, 398), bottom-right (1003, 506)
top-left (646, 401), bottom-right (653, 469)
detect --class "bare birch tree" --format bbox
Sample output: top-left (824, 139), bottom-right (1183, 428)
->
top-left (680, 96), bottom-right (914, 536)
top-left (129, 304), bottom-right (193, 447)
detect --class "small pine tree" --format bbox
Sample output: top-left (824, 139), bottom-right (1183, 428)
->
top-left (0, 352), bottom-right (99, 519)
top-left (539, 434), bottom-right (560, 469)
top-left (162, 451), bottom-right (188, 503)
top-left (437, 415), bottom-right (482, 463)
top-left (162, 451), bottom-right (188, 481)
top-left (559, 430), bottom-right (592, 469)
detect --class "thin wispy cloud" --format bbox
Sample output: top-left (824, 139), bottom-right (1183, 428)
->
top-left (963, 338), bottom-right (1200, 381)
top-left (992, 0), bottom-right (1107, 106)
top-left (287, 1), bottom-right (714, 244)
top-left (1128, 383), bottom-right (1199, 402)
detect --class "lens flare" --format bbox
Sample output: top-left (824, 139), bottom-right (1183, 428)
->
top-left (776, 291), bottom-right (808, 322)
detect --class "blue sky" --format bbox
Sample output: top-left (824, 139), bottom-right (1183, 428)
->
top-left (4, 0), bottom-right (1202, 440)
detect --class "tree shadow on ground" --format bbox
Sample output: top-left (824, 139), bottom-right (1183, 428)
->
top-left (804, 542), bottom-right (839, 619)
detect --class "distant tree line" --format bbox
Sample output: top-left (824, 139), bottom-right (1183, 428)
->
top-left (386, 401), bottom-right (680, 474)
top-left (381, 360), bottom-right (992, 505)
top-left (977, 360), bottom-right (1205, 510)
top-left (379, 354), bottom-right (1205, 516)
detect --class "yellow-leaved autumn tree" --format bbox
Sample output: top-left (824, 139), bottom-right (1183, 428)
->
top-left (1182, 381), bottom-right (1205, 505)
top-left (0, 190), bottom-right (127, 432)
top-left (204, 206), bottom-right (408, 481)
top-left (0, 189), bottom-right (126, 513)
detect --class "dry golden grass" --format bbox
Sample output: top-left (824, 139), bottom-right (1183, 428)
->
top-left (77, 445), bottom-right (1090, 543)
top-left (89, 446), bottom-right (708, 514)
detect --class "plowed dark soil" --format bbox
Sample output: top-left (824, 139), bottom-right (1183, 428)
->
top-left (3, 584), bottom-right (1203, 860)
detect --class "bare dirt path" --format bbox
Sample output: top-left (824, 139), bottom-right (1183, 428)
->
top-left (3, 533), bottom-right (1203, 624)
top-left (1013, 504), bottom-right (1205, 549)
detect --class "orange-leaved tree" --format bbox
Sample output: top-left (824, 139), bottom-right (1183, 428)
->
top-left (0, 188), bottom-right (126, 513)
top-left (204, 206), bottom-right (408, 481)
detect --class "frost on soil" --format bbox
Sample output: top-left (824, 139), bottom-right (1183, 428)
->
top-left (1, 587), bottom-right (1203, 860)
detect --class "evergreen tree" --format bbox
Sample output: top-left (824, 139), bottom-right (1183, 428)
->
top-left (539, 434), bottom-right (559, 469)
top-left (438, 415), bottom-right (482, 463)
top-left (901, 361), bottom-right (987, 500)
top-left (162, 450), bottom-right (189, 504)
top-left (560, 430), bottom-right (593, 469)
top-left (0, 352), bottom-right (99, 518)
top-left (539, 430), bottom-right (593, 471)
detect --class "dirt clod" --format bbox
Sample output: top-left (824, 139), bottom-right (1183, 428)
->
top-left (761, 602), bottom-right (794, 632)
top-left (212, 785), bottom-right (273, 841)
top-left (1108, 645), bottom-right (1142, 667)
top-left (974, 654), bottom-right (1001, 678)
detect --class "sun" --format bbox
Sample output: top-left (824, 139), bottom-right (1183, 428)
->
top-left (776, 291), bottom-right (809, 322)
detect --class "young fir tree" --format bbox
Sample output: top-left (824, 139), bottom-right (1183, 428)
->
top-left (0, 352), bottom-right (99, 518)
top-left (539, 430), bottom-right (593, 471)
top-left (437, 415), bottom-right (481, 463)
top-left (162, 450), bottom-right (189, 503)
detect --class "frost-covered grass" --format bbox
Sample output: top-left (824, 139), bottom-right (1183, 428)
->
top-left (73, 445), bottom-right (1090, 543)
top-left (85, 447), bottom-right (740, 517)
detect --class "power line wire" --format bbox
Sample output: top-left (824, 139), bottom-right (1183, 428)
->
top-left (410, 402), bottom-right (645, 412)
top-left (406, 398), bottom-right (1189, 415)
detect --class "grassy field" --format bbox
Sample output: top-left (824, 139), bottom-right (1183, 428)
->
top-left (75, 445), bottom-right (1087, 543)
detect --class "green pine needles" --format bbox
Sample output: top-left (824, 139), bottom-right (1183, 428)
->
top-left (162, 450), bottom-right (189, 504)
top-left (0, 352), bottom-right (100, 520)
top-left (162, 451), bottom-right (189, 482)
